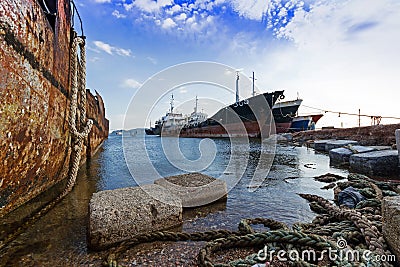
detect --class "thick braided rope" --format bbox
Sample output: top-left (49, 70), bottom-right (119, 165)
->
top-left (198, 230), bottom-right (337, 267)
top-left (299, 194), bottom-right (389, 260)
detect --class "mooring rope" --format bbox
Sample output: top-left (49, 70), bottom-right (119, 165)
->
top-left (103, 174), bottom-right (398, 267)
top-left (0, 35), bottom-right (92, 253)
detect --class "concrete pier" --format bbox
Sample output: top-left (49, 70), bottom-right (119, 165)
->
top-left (88, 185), bottom-right (182, 250)
top-left (329, 146), bottom-right (391, 165)
top-left (349, 150), bottom-right (399, 176)
top-left (324, 140), bottom-right (358, 152)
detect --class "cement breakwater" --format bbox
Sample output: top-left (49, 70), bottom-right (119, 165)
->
top-left (292, 124), bottom-right (400, 147)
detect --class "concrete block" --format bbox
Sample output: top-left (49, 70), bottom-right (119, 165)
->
top-left (329, 146), bottom-right (382, 165)
top-left (154, 173), bottom-right (227, 208)
top-left (325, 140), bottom-right (358, 152)
top-left (88, 184), bottom-right (182, 250)
top-left (396, 129), bottom-right (400, 166)
top-left (314, 140), bottom-right (335, 151)
top-left (382, 196), bottom-right (400, 261)
top-left (349, 150), bottom-right (399, 176)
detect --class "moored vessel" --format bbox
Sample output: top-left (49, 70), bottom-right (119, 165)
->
top-left (272, 99), bottom-right (303, 133)
top-left (0, 0), bottom-right (109, 216)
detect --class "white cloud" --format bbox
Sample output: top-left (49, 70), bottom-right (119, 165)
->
top-left (93, 0), bottom-right (111, 3)
top-left (93, 41), bottom-right (113, 54)
top-left (112, 10), bottom-right (127, 19)
top-left (162, 18), bottom-right (177, 29)
top-left (122, 78), bottom-right (142, 89)
top-left (93, 41), bottom-right (132, 57)
top-left (229, 0), bottom-right (268, 21)
top-left (147, 56), bottom-right (157, 64)
top-left (242, 0), bottom-right (400, 128)
top-left (127, 0), bottom-right (173, 13)
top-left (175, 13), bottom-right (187, 21)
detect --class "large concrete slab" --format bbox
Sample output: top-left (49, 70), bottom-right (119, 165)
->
top-left (382, 196), bottom-right (400, 261)
top-left (325, 140), bottom-right (358, 152)
top-left (314, 140), bottom-right (335, 151)
top-left (349, 150), bottom-right (399, 176)
top-left (88, 184), bottom-right (182, 250)
top-left (154, 173), bottom-right (227, 207)
top-left (329, 145), bottom-right (391, 165)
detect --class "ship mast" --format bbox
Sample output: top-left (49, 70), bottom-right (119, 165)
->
top-left (235, 71), bottom-right (240, 103)
top-left (250, 71), bottom-right (257, 97)
top-left (194, 95), bottom-right (198, 113)
top-left (170, 94), bottom-right (174, 113)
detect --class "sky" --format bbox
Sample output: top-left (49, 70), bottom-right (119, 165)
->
top-left (73, 0), bottom-right (400, 131)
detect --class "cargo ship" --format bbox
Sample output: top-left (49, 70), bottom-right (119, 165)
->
top-left (272, 99), bottom-right (303, 133)
top-left (147, 73), bottom-right (285, 138)
top-left (0, 0), bottom-right (109, 216)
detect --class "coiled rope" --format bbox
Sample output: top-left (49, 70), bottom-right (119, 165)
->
top-left (103, 173), bottom-right (398, 267)
top-left (0, 35), bottom-right (92, 252)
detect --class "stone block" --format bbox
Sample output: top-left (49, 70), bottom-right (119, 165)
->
top-left (154, 173), bottom-right (227, 208)
top-left (314, 140), bottom-right (335, 151)
top-left (329, 146), bottom-right (382, 165)
top-left (382, 196), bottom-right (400, 261)
top-left (88, 184), bottom-right (182, 250)
top-left (325, 140), bottom-right (358, 152)
top-left (349, 150), bottom-right (399, 176)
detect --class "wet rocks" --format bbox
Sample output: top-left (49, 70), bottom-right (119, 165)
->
top-left (324, 140), bottom-right (358, 152)
top-left (382, 196), bottom-right (400, 261)
top-left (88, 184), bottom-right (182, 250)
top-left (329, 145), bottom-right (391, 165)
top-left (154, 173), bottom-right (227, 208)
top-left (349, 150), bottom-right (399, 176)
top-left (314, 140), bottom-right (335, 151)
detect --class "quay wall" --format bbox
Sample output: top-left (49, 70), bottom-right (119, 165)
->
top-left (292, 124), bottom-right (400, 147)
top-left (0, 0), bottom-right (108, 217)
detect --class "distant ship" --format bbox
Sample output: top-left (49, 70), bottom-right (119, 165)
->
top-left (272, 99), bottom-right (303, 133)
top-left (147, 94), bottom-right (188, 136)
top-left (147, 72), bottom-right (285, 138)
top-left (290, 114), bottom-right (324, 132)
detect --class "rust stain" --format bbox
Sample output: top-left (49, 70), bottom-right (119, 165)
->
top-left (0, 0), bottom-right (108, 216)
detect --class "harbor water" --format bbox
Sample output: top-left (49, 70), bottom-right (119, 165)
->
top-left (1, 135), bottom-right (348, 266)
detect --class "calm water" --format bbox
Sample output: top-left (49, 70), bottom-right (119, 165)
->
top-left (1, 135), bottom-right (348, 265)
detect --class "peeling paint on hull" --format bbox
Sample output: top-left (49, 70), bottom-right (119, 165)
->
top-left (0, 0), bottom-right (109, 217)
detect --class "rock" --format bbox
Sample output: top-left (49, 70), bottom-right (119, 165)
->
top-left (382, 196), bottom-right (400, 261)
top-left (154, 173), bottom-right (227, 207)
top-left (329, 145), bottom-right (385, 165)
top-left (396, 129), bottom-right (400, 165)
top-left (349, 150), bottom-right (399, 176)
top-left (88, 184), bottom-right (182, 250)
top-left (324, 140), bottom-right (358, 152)
top-left (314, 140), bottom-right (335, 151)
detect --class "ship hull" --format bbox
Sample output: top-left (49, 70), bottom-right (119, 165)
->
top-left (0, 0), bottom-right (108, 216)
top-left (272, 99), bottom-right (303, 133)
top-left (168, 91), bottom-right (284, 138)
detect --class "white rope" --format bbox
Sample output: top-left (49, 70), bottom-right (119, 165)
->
top-left (65, 35), bottom-right (93, 194)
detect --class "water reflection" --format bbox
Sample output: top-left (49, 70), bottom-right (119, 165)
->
top-left (0, 135), bottom-right (348, 266)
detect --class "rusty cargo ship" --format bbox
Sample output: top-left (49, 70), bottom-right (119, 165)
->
top-left (0, 0), bottom-right (109, 217)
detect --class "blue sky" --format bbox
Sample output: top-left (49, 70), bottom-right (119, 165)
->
top-left (74, 0), bottom-right (400, 131)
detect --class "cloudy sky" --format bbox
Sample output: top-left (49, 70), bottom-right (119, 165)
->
top-left (75, 0), bottom-right (400, 131)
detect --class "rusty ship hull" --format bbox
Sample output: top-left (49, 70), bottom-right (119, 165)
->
top-left (0, 0), bottom-right (109, 217)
